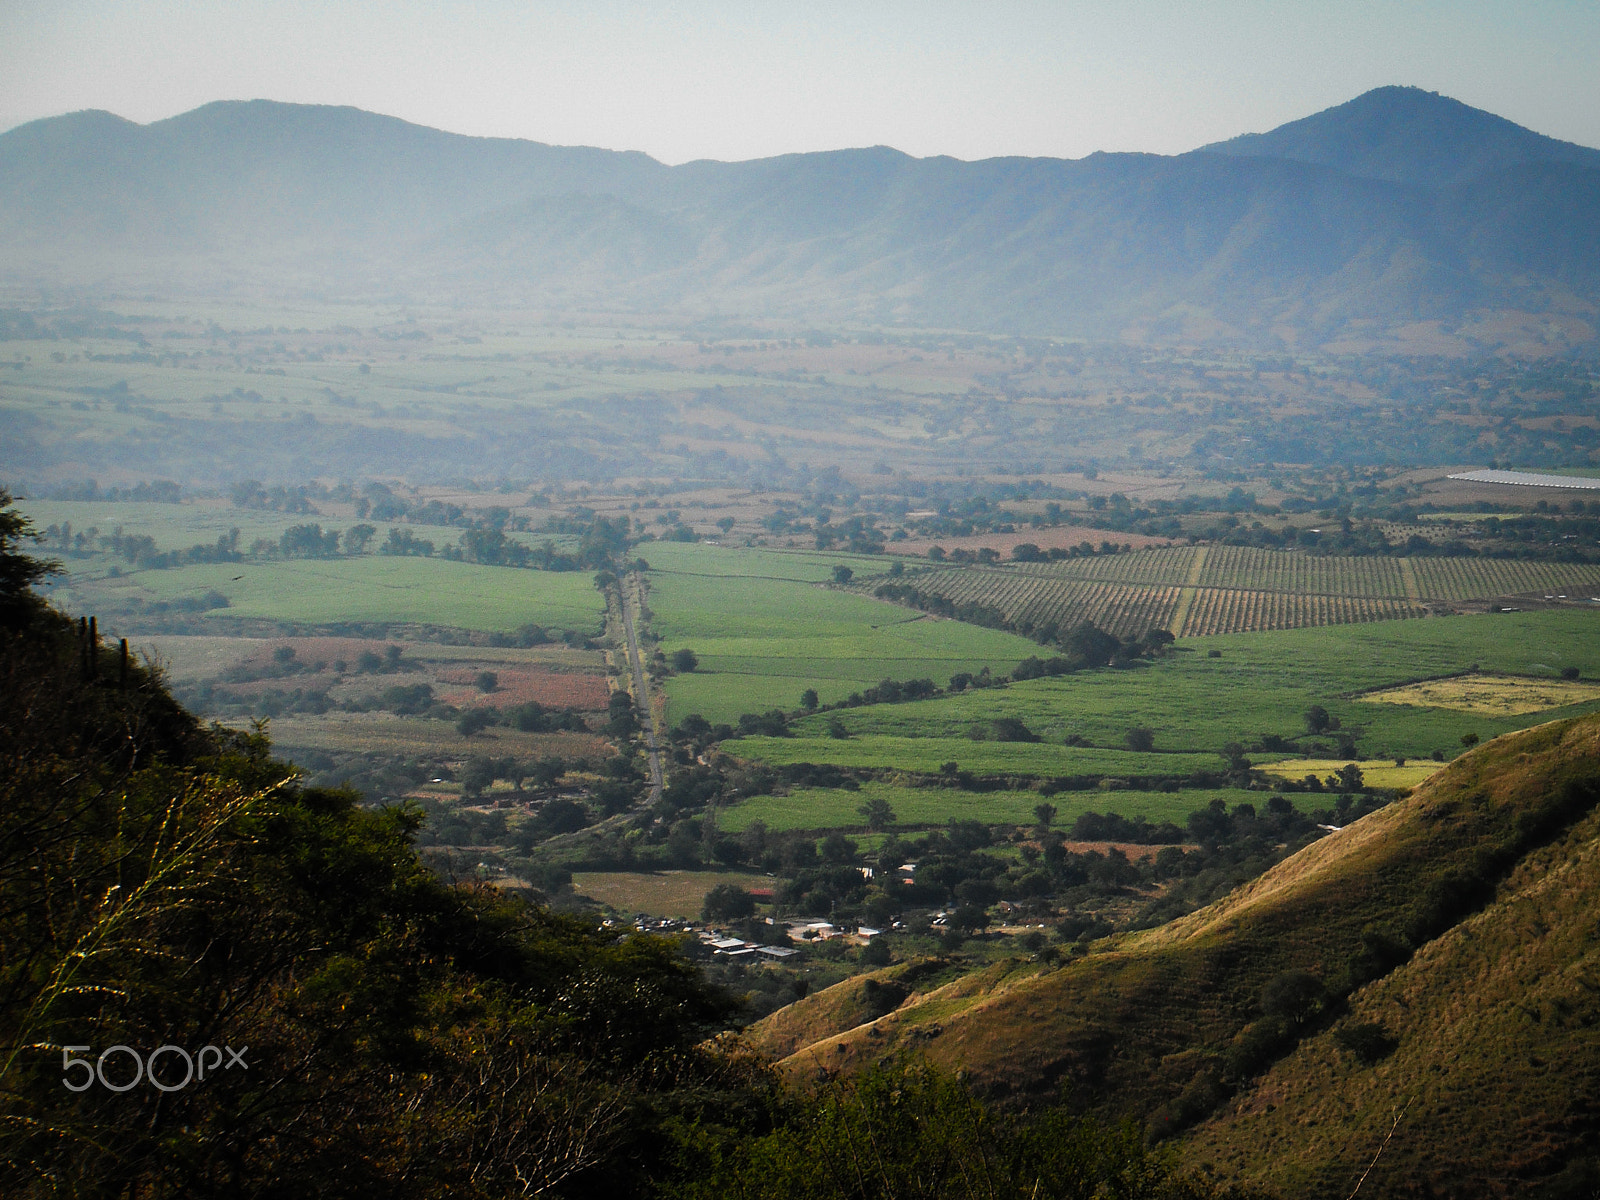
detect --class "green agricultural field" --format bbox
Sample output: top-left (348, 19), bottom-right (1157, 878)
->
top-left (784, 611), bottom-right (1600, 763)
top-left (639, 540), bottom-right (903, 582)
top-left (727, 734), bottom-right (1220, 778)
top-left (647, 544), bottom-right (1039, 724)
top-left (52, 556), bottom-right (604, 635)
top-left (716, 780), bottom-right (1266, 835)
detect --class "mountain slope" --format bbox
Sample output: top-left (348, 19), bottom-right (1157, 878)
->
top-left (2, 91), bottom-right (1598, 346)
top-left (1200, 85), bottom-right (1600, 189)
top-left (1183, 793), bottom-right (1600, 1196)
top-left (752, 714), bottom-right (1600, 1196)
top-left (0, 100), bottom-right (665, 256)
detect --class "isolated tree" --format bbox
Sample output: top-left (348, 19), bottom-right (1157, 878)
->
top-left (799, 688), bottom-right (819, 711)
top-left (671, 648), bottom-right (699, 673)
top-left (831, 564), bottom-right (854, 584)
top-left (457, 707), bottom-right (496, 737)
top-left (1126, 726), bottom-right (1156, 752)
top-left (1033, 802), bottom-right (1057, 832)
top-left (716, 516), bottom-right (735, 533)
top-left (950, 904), bottom-right (990, 933)
top-left (821, 832), bottom-right (858, 863)
top-left (460, 755), bottom-right (497, 797)
top-left (475, 670), bottom-right (499, 693)
top-left (701, 883), bottom-right (756, 924)
top-left (858, 797), bottom-right (896, 831)
top-left (1262, 970), bottom-right (1328, 1029)
top-left (1063, 622), bottom-right (1121, 668)
top-left (528, 756), bottom-right (565, 789)
top-left (1461, 732), bottom-right (1480, 748)
top-left (992, 717), bottom-right (1040, 743)
top-left (1305, 705), bottom-right (1335, 734)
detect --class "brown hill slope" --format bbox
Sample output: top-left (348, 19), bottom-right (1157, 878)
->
top-left (757, 714), bottom-right (1600, 1191)
top-left (1183, 776), bottom-right (1600, 1197)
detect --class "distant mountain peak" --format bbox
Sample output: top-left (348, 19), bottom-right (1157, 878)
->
top-left (1199, 85), bottom-right (1600, 189)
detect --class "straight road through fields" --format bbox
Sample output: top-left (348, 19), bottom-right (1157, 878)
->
top-left (619, 570), bottom-right (664, 805)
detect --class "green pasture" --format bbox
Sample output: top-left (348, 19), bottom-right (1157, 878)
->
top-left (786, 611), bottom-right (1600, 762)
top-left (649, 545), bottom-right (1039, 724)
top-left (639, 540), bottom-right (905, 582)
top-left (727, 734), bottom-right (1220, 778)
top-left (62, 556), bottom-right (604, 634)
top-left (716, 780), bottom-right (1266, 835)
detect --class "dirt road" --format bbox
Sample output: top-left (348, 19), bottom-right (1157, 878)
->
top-left (618, 569), bottom-right (664, 805)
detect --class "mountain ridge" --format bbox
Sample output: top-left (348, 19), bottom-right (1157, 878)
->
top-left (1200, 85), bottom-right (1600, 189)
top-left (3, 89), bottom-right (1597, 349)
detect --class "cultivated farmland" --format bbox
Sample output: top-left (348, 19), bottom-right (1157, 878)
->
top-left (890, 545), bottom-right (1600, 638)
top-left (645, 542), bottom-right (1038, 725)
top-left (769, 611), bottom-right (1600, 765)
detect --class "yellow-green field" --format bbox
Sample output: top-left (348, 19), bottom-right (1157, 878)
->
top-left (1261, 758), bottom-right (1444, 789)
top-left (1361, 673), bottom-right (1600, 717)
top-left (569, 870), bottom-right (775, 919)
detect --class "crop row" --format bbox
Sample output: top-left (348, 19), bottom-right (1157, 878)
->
top-left (1011, 546), bottom-right (1202, 587)
top-left (991, 546), bottom-right (1600, 603)
top-left (1175, 590), bottom-right (1426, 637)
top-left (1408, 558), bottom-right (1600, 601)
top-left (1194, 545), bottom-right (1408, 597)
top-left (908, 570), bottom-right (1180, 640)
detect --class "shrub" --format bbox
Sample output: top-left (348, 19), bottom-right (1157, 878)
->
top-left (1334, 1020), bottom-right (1399, 1065)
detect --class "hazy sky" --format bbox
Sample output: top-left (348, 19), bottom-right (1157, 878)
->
top-left (4, 1), bottom-right (1598, 163)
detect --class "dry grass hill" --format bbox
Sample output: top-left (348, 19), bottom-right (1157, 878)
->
top-left (745, 712), bottom-right (1600, 1198)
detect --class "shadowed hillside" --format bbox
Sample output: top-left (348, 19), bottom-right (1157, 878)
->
top-left (752, 713), bottom-right (1600, 1196)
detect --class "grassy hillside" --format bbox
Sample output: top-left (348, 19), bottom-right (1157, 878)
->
top-left (1183, 778), bottom-right (1600, 1196)
top-left (750, 713), bottom-right (1600, 1194)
